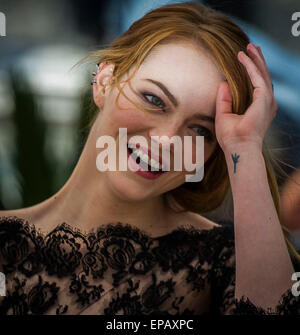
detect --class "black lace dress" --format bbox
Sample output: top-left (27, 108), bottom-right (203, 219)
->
top-left (0, 216), bottom-right (299, 315)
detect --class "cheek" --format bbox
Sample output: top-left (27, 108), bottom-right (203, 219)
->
top-left (108, 92), bottom-right (147, 132)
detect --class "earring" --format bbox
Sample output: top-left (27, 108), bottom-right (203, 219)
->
top-left (91, 67), bottom-right (97, 84)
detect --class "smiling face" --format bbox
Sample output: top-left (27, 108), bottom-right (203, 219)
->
top-left (91, 40), bottom-right (225, 202)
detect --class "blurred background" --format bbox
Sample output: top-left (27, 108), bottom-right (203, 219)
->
top-left (0, 0), bottom-right (300, 246)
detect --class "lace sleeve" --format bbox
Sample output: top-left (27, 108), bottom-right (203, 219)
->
top-left (210, 222), bottom-right (300, 315)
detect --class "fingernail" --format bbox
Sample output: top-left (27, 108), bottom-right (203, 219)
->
top-left (238, 51), bottom-right (244, 58)
top-left (248, 43), bottom-right (255, 50)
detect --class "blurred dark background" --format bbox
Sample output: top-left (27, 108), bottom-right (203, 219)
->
top-left (0, 1), bottom-right (300, 241)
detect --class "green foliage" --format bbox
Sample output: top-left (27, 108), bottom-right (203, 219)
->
top-left (10, 74), bottom-right (53, 207)
top-left (0, 71), bottom-right (96, 209)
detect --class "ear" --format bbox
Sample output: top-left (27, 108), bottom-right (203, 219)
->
top-left (92, 62), bottom-right (115, 108)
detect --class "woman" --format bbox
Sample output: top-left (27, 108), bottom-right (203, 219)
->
top-left (0, 2), bottom-right (299, 315)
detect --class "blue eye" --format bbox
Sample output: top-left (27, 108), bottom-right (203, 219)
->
top-left (191, 126), bottom-right (213, 141)
top-left (142, 93), bottom-right (165, 110)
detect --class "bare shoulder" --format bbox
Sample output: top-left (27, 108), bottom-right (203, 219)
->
top-left (0, 208), bottom-right (27, 219)
top-left (0, 208), bottom-right (35, 223)
top-left (176, 211), bottom-right (221, 231)
top-left (0, 206), bottom-right (51, 234)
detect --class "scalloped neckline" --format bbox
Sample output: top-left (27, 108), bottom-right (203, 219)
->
top-left (0, 215), bottom-right (223, 240)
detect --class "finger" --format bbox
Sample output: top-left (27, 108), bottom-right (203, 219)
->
top-left (247, 44), bottom-right (271, 82)
top-left (246, 44), bottom-right (272, 89)
top-left (237, 51), bottom-right (267, 91)
top-left (216, 81), bottom-right (233, 118)
top-left (256, 46), bottom-right (266, 64)
top-left (257, 46), bottom-right (274, 92)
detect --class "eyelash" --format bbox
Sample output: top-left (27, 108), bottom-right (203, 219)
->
top-left (141, 92), bottom-right (213, 142)
top-left (142, 92), bottom-right (166, 111)
top-left (190, 125), bottom-right (213, 142)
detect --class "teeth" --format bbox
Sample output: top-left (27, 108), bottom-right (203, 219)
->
top-left (128, 145), bottom-right (163, 170)
top-left (141, 153), bottom-right (149, 164)
top-left (150, 158), bottom-right (159, 169)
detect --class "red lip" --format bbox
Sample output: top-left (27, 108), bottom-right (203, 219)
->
top-left (127, 146), bottom-right (165, 179)
top-left (128, 142), bottom-right (170, 170)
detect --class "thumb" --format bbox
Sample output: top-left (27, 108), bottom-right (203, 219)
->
top-left (216, 81), bottom-right (233, 118)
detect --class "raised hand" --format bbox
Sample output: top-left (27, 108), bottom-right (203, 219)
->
top-left (215, 43), bottom-right (278, 151)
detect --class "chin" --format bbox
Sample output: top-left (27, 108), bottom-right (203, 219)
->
top-left (106, 170), bottom-right (156, 202)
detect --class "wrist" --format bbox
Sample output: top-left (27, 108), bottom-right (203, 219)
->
top-left (222, 141), bottom-right (263, 157)
top-left (223, 142), bottom-right (265, 178)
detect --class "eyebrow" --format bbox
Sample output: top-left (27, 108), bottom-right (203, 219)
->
top-left (143, 78), bottom-right (179, 107)
top-left (187, 113), bottom-right (215, 124)
top-left (143, 78), bottom-right (215, 124)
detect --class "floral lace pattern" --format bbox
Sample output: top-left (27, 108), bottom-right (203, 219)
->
top-left (0, 216), bottom-right (298, 315)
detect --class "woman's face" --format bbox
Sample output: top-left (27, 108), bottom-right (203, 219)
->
top-left (92, 41), bottom-right (225, 202)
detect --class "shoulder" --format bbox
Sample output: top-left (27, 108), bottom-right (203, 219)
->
top-left (0, 193), bottom-right (62, 234)
top-left (178, 211), bottom-right (223, 231)
top-left (182, 212), bottom-right (235, 248)
top-left (0, 208), bottom-right (36, 225)
top-left (175, 213), bottom-right (236, 271)
top-left (0, 206), bottom-right (54, 236)
top-left (0, 210), bottom-right (28, 230)
top-left (171, 211), bottom-right (234, 242)
top-left (0, 208), bottom-right (28, 217)
top-left (0, 210), bottom-right (38, 233)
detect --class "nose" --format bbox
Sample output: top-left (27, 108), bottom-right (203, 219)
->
top-left (148, 121), bottom-right (184, 171)
top-left (148, 120), bottom-right (183, 150)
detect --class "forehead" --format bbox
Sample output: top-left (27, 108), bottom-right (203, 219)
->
top-left (132, 41), bottom-right (225, 114)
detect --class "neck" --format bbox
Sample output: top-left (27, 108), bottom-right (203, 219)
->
top-left (36, 129), bottom-right (176, 236)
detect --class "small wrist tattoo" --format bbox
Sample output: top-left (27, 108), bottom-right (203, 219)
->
top-left (231, 153), bottom-right (240, 173)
